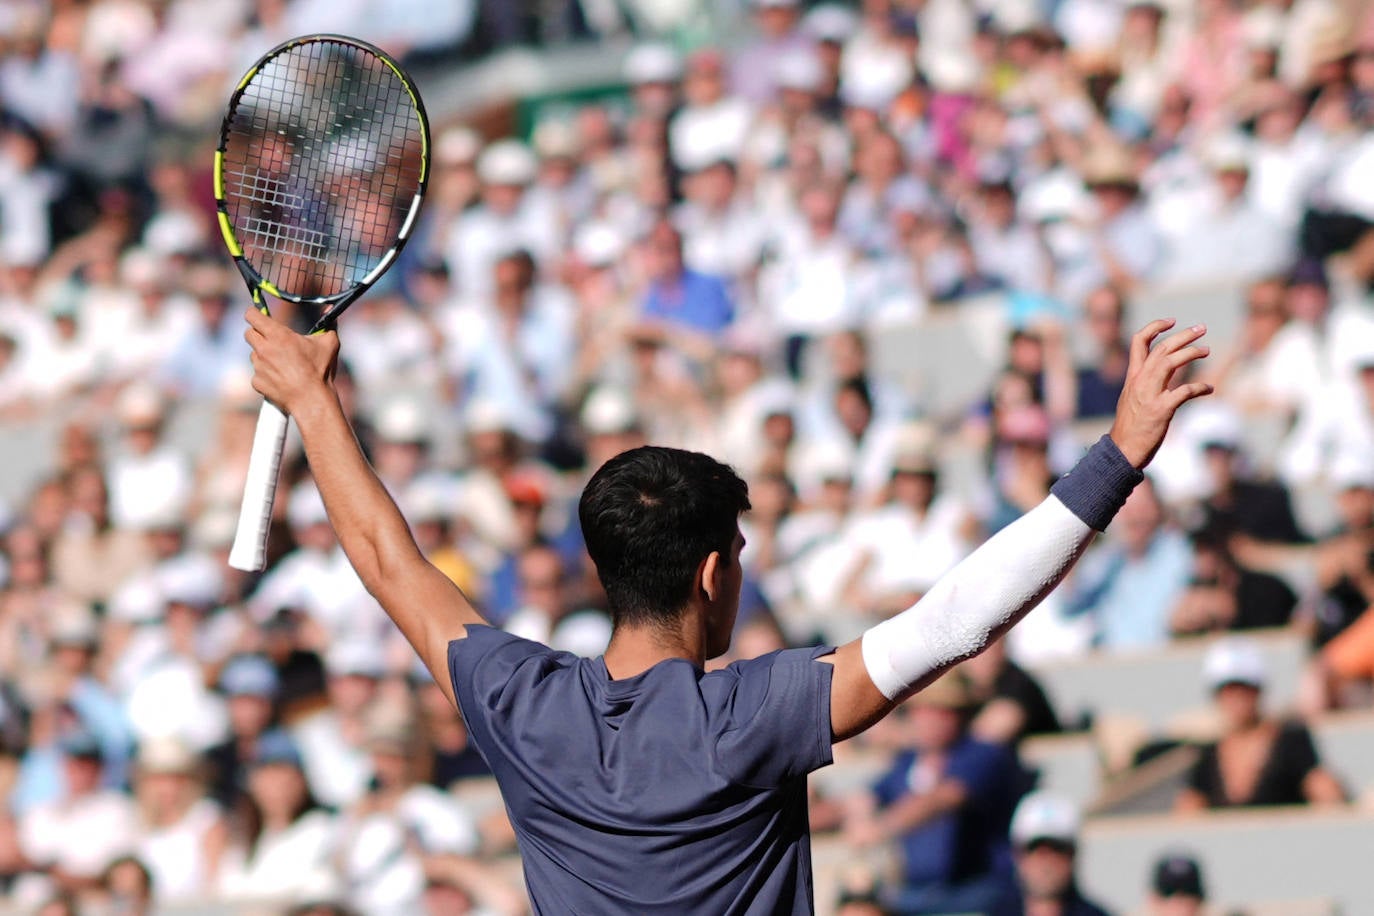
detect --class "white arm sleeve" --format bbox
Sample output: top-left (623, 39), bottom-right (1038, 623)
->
top-left (860, 495), bottom-right (1094, 700)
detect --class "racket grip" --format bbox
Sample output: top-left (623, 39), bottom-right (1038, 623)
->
top-left (228, 400), bottom-right (290, 572)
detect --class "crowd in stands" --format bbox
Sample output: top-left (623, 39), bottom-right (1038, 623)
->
top-left (2, 0), bottom-right (1374, 912)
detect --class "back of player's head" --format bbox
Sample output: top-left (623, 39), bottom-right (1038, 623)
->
top-left (579, 446), bottom-right (750, 627)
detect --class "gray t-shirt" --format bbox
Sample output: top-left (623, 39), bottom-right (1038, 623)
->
top-left (449, 626), bottom-right (835, 914)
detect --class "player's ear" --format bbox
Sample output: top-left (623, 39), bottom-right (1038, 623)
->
top-left (699, 550), bottom-right (721, 603)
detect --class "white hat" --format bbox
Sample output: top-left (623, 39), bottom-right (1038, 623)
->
top-left (796, 436), bottom-right (856, 485)
top-left (674, 115), bottom-right (741, 172)
top-left (1202, 132), bottom-right (1253, 173)
top-left (477, 140), bottom-right (537, 186)
top-left (1242, 7), bottom-right (1285, 50)
top-left (49, 599), bottom-right (100, 646)
top-left (803, 4), bottom-right (859, 43)
top-left (117, 381), bottom-right (166, 426)
top-left (1184, 403), bottom-right (1243, 451)
top-left (532, 119), bottom-right (580, 159)
top-left (581, 386), bottom-right (639, 436)
top-left (109, 577), bottom-right (166, 624)
top-left (191, 507), bottom-right (238, 550)
top-left (286, 483), bottom-right (329, 529)
top-left (624, 43), bottom-right (683, 85)
top-left (375, 397), bottom-right (429, 444)
top-left (158, 553), bottom-right (223, 608)
top-left (402, 479), bottom-right (455, 522)
top-left (1019, 173), bottom-right (1091, 222)
top-left (143, 210), bottom-right (204, 256)
top-left (992, 0), bottom-right (1045, 34)
top-left (775, 48), bottom-right (825, 93)
top-left (137, 735), bottom-right (199, 774)
top-left (841, 55), bottom-right (913, 110)
top-left (924, 51), bottom-right (982, 95)
top-left (327, 640), bottom-right (386, 679)
top-left (573, 221), bottom-right (626, 268)
top-left (1202, 638), bottom-right (1267, 692)
top-left (1010, 791), bottom-right (1081, 847)
top-left (119, 247), bottom-right (163, 288)
top-left (464, 397), bottom-right (514, 435)
top-left (1329, 450), bottom-right (1374, 492)
top-left (434, 125), bottom-right (482, 165)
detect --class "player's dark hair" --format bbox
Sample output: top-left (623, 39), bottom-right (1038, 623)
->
top-left (579, 446), bottom-right (750, 628)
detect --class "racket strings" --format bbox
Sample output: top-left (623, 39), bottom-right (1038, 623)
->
top-left (222, 39), bottom-right (423, 300)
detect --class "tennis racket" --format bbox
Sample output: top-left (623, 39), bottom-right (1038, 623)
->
top-left (217, 35), bottom-right (430, 571)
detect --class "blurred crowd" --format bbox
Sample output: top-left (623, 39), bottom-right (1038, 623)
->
top-left (3, 0), bottom-right (1374, 913)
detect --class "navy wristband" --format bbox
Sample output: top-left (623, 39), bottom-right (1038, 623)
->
top-left (1051, 435), bottom-right (1144, 532)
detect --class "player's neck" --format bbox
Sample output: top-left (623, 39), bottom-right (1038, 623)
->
top-left (602, 615), bottom-right (706, 679)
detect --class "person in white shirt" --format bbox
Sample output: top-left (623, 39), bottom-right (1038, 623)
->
top-left (216, 730), bottom-right (338, 905)
top-left (445, 141), bottom-right (560, 299)
top-left (669, 49), bottom-right (754, 173)
top-left (104, 383), bottom-right (192, 532)
top-left (673, 157), bottom-right (766, 281)
top-left (130, 737), bottom-right (226, 905)
top-left (967, 179), bottom-right (1052, 296)
top-left (18, 730), bottom-right (138, 890)
top-left (290, 641), bottom-right (385, 809)
top-left (334, 712), bottom-right (481, 916)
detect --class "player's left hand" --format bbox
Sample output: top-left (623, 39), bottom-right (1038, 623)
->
top-left (1109, 319), bottom-right (1213, 469)
top-left (243, 307), bottom-right (340, 416)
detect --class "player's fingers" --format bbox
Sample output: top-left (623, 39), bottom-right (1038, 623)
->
top-left (243, 307), bottom-right (271, 333)
top-left (1130, 318), bottom-right (1175, 373)
top-left (1160, 343), bottom-right (1210, 375)
top-left (1165, 381), bottom-right (1215, 409)
top-left (1151, 324), bottom-right (1207, 359)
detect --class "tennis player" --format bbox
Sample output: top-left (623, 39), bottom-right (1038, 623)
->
top-left (244, 308), bottom-right (1210, 913)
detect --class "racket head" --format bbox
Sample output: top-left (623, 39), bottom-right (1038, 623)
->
top-left (215, 34), bottom-right (430, 326)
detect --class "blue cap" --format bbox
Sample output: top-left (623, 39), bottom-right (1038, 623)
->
top-left (59, 728), bottom-right (102, 760)
top-left (219, 654), bottom-right (279, 698)
top-left (250, 729), bottom-right (301, 768)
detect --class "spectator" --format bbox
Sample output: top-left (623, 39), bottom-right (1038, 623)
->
top-left (960, 638), bottom-right (1062, 748)
top-left (1176, 639), bottom-right (1345, 811)
top-left (844, 670), bottom-right (1025, 916)
top-left (989, 791), bottom-right (1111, 916)
top-left (206, 654), bottom-right (281, 809)
top-left (503, 541), bottom-right (611, 656)
top-left (1065, 477), bottom-right (1192, 651)
top-left (1169, 531), bottom-right (1298, 636)
top-left (1146, 852), bottom-right (1207, 916)
top-left (129, 736), bottom-right (226, 904)
top-left (215, 730), bottom-right (336, 904)
top-left (639, 219), bottom-right (736, 340)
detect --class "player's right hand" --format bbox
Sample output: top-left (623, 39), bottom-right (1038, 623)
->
top-left (243, 307), bottom-right (340, 417)
top-left (1109, 319), bottom-right (1213, 469)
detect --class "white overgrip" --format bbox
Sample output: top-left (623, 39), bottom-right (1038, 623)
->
top-left (228, 400), bottom-right (290, 571)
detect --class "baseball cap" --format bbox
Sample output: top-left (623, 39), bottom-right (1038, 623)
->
top-left (219, 654), bottom-right (279, 699)
top-left (59, 727), bottom-right (103, 760)
top-left (623, 43), bottom-right (682, 85)
top-left (327, 640), bottom-right (386, 680)
top-left (581, 386), bottom-right (639, 436)
top-left (1010, 791), bottom-right (1081, 848)
top-left (286, 483), bottom-right (329, 529)
top-left (136, 736), bottom-right (200, 775)
top-left (803, 5), bottom-right (858, 44)
top-left (1153, 853), bottom-right (1206, 898)
top-left (434, 126), bottom-right (481, 167)
top-left (477, 140), bottom-right (537, 186)
top-left (573, 222), bottom-right (626, 269)
top-left (1202, 637), bottom-right (1267, 692)
top-left (250, 729), bottom-right (302, 768)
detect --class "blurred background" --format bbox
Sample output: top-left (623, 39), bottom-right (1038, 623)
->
top-left (2, 0), bottom-right (1374, 913)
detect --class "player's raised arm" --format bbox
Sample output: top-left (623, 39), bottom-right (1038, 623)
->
top-left (244, 308), bottom-right (485, 707)
top-left (824, 319), bottom-right (1213, 741)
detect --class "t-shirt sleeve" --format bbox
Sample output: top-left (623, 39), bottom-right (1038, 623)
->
top-left (710, 646), bottom-right (835, 789)
top-left (448, 625), bottom-right (565, 752)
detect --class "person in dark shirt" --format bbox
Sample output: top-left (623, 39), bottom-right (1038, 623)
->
top-left (1176, 639), bottom-right (1344, 811)
top-left (1169, 531), bottom-right (1297, 635)
top-left (989, 791), bottom-right (1112, 916)
top-left (243, 307), bottom-right (1211, 913)
top-left (206, 654), bottom-right (281, 808)
top-left (846, 670), bottom-right (1027, 915)
top-left (961, 638), bottom-right (1061, 747)
top-left (1195, 435), bottom-right (1306, 544)
top-left (1072, 285), bottom-right (1131, 420)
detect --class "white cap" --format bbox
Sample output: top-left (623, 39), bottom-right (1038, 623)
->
top-left (375, 397), bottom-right (429, 444)
top-left (477, 139), bottom-right (537, 186)
top-left (992, 0), bottom-right (1045, 34)
top-left (286, 483), bottom-right (329, 529)
top-left (144, 210), bottom-right (204, 256)
top-left (573, 221), bottom-right (626, 268)
top-left (137, 735), bottom-right (199, 774)
top-left (327, 640), bottom-right (386, 679)
top-left (1019, 173), bottom-right (1091, 222)
top-left (674, 114), bottom-right (741, 171)
top-left (158, 553), bottom-right (223, 608)
top-left (803, 4), bottom-right (859, 43)
top-left (49, 599), bottom-right (100, 646)
top-left (924, 51), bottom-right (981, 94)
top-left (796, 436), bottom-right (856, 486)
top-left (191, 506), bottom-right (238, 550)
top-left (775, 48), bottom-right (825, 93)
top-left (581, 386), bottom-right (639, 436)
top-left (624, 43), bottom-right (683, 85)
top-left (1184, 403), bottom-right (1243, 451)
top-left (117, 381), bottom-right (166, 426)
top-left (1202, 132), bottom-right (1253, 173)
top-left (1330, 450), bottom-right (1374, 492)
top-left (402, 479), bottom-right (455, 522)
top-left (464, 397), bottom-right (515, 435)
top-left (1010, 791), bottom-right (1081, 847)
top-left (434, 126), bottom-right (482, 165)
top-left (120, 247), bottom-right (163, 288)
top-left (532, 119), bottom-right (580, 159)
top-left (1242, 7), bottom-right (1285, 50)
top-left (1203, 637), bottom-right (1267, 692)
top-left (109, 577), bottom-right (166, 624)
top-left (841, 55), bottom-right (913, 110)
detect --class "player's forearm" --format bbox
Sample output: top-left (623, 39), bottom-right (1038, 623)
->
top-left (861, 437), bottom-right (1142, 700)
top-left (290, 383), bottom-right (421, 587)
